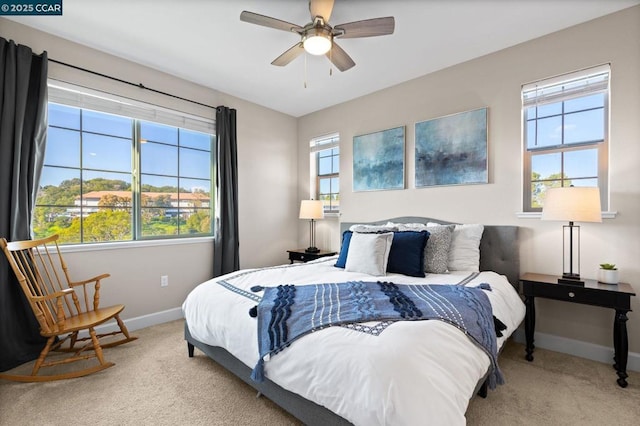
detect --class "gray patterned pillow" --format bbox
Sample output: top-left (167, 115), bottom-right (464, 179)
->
top-left (397, 223), bottom-right (454, 273)
top-left (425, 225), bottom-right (455, 273)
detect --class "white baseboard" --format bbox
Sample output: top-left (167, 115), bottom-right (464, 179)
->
top-left (122, 307), bottom-right (184, 331)
top-left (512, 329), bottom-right (640, 373)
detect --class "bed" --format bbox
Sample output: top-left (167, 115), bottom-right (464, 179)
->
top-left (182, 217), bottom-right (525, 425)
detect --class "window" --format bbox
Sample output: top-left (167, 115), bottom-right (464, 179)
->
top-left (310, 134), bottom-right (339, 214)
top-left (33, 82), bottom-right (215, 244)
top-left (522, 64), bottom-right (609, 212)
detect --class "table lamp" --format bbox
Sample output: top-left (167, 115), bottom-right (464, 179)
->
top-left (541, 186), bottom-right (602, 285)
top-left (299, 200), bottom-right (324, 253)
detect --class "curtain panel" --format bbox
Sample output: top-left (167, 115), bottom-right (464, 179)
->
top-left (213, 106), bottom-right (239, 277)
top-left (0, 37), bottom-right (49, 371)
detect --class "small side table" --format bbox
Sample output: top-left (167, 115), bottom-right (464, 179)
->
top-left (520, 272), bottom-right (636, 388)
top-left (287, 249), bottom-right (336, 264)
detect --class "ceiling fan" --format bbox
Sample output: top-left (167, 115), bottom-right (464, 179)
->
top-left (240, 0), bottom-right (395, 72)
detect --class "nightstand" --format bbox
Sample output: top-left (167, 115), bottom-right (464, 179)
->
top-left (287, 249), bottom-right (336, 264)
top-left (520, 272), bottom-right (636, 388)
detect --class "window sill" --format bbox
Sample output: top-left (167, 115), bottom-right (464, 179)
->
top-left (57, 236), bottom-right (214, 253)
top-left (516, 211), bottom-right (617, 219)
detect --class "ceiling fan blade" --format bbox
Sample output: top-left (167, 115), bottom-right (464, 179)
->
top-left (272, 43), bottom-right (305, 66)
top-left (334, 17), bottom-right (395, 39)
top-left (309, 0), bottom-right (334, 22)
top-left (240, 11), bottom-right (303, 33)
top-left (326, 41), bottom-right (355, 72)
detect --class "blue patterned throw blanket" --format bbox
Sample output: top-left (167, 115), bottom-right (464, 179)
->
top-left (249, 281), bottom-right (504, 389)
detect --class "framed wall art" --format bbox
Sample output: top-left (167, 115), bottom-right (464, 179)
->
top-left (353, 126), bottom-right (405, 192)
top-left (415, 107), bottom-right (488, 187)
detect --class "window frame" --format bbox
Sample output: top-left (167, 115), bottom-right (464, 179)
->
top-left (522, 65), bottom-right (610, 212)
top-left (36, 81), bottom-right (216, 244)
top-left (310, 133), bottom-right (340, 215)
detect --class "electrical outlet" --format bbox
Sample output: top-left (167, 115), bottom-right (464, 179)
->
top-left (160, 275), bottom-right (169, 287)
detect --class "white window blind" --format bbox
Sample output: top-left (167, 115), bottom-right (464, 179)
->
top-left (310, 133), bottom-right (339, 152)
top-left (48, 80), bottom-right (215, 134)
top-left (522, 64), bottom-right (610, 108)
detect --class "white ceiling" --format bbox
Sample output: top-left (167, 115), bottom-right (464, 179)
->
top-left (8, 0), bottom-right (639, 117)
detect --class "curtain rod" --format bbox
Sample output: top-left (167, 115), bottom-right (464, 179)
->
top-left (48, 58), bottom-right (219, 111)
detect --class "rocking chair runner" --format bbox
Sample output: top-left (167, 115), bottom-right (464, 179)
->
top-left (0, 234), bottom-right (137, 382)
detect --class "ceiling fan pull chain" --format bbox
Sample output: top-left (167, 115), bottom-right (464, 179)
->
top-left (304, 53), bottom-right (308, 88)
top-left (329, 47), bottom-right (333, 76)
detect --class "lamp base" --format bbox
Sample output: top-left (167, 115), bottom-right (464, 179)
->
top-left (305, 246), bottom-right (320, 254)
top-left (557, 274), bottom-right (585, 286)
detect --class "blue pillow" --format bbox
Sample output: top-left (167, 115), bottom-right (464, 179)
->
top-left (334, 230), bottom-right (353, 268)
top-left (386, 231), bottom-right (430, 277)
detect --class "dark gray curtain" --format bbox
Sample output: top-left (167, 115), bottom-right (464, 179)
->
top-left (0, 37), bottom-right (49, 372)
top-left (213, 106), bottom-right (239, 277)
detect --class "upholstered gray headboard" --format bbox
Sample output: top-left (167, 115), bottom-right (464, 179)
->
top-left (340, 217), bottom-right (520, 289)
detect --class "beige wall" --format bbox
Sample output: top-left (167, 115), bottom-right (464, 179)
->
top-left (2, 18), bottom-right (299, 322)
top-left (298, 7), bottom-right (640, 354)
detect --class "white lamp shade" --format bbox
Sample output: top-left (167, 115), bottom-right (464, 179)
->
top-left (541, 187), bottom-right (602, 223)
top-left (299, 200), bottom-right (324, 220)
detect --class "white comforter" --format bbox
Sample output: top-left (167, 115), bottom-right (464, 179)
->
top-left (182, 256), bottom-right (525, 425)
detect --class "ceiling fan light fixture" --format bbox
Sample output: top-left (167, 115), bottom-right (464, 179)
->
top-left (303, 28), bottom-right (332, 55)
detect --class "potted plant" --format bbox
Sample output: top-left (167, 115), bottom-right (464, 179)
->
top-left (598, 263), bottom-right (619, 284)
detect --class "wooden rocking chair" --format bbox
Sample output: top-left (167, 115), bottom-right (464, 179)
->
top-left (0, 234), bottom-right (137, 382)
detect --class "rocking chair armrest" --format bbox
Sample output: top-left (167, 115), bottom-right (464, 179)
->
top-left (68, 273), bottom-right (111, 287)
top-left (68, 273), bottom-right (110, 311)
top-left (32, 288), bottom-right (74, 302)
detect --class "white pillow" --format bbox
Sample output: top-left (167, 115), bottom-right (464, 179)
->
top-left (446, 224), bottom-right (484, 271)
top-left (345, 232), bottom-right (394, 276)
top-left (394, 222), bottom-right (427, 231)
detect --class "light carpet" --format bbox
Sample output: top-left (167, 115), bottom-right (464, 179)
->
top-left (0, 319), bottom-right (638, 425)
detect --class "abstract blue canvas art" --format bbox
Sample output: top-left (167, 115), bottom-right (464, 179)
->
top-left (353, 126), bottom-right (405, 191)
top-left (415, 108), bottom-right (488, 187)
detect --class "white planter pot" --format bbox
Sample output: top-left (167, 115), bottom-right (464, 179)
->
top-left (598, 269), bottom-right (619, 284)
